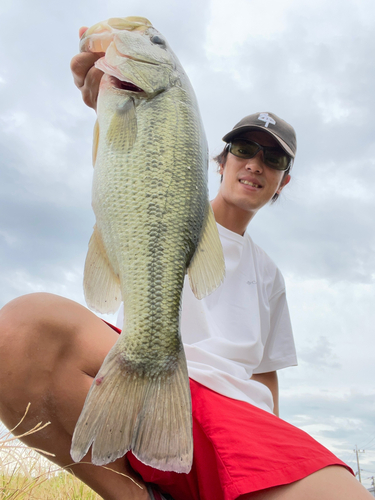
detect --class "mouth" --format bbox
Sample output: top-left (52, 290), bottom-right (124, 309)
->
top-left (95, 57), bottom-right (145, 93)
top-left (239, 179), bottom-right (262, 188)
top-left (110, 75), bottom-right (144, 92)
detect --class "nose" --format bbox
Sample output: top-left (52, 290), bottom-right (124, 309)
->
top-left (245, 151), bottom-right (264, 173)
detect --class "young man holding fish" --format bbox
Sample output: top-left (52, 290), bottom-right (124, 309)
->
top-left (0, 20), bottom-right (373, 500)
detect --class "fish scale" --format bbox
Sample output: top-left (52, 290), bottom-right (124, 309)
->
top-left (71, 16), bottom-right (225, 473)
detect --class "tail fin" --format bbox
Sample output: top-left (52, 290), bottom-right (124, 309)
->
top-left (70, 347), bottom-right (193, 473)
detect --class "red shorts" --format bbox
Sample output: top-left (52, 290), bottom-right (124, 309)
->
top-left (105, 322), bottom-right (353, 500)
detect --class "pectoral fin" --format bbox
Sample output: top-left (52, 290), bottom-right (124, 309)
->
top-left (84, 225), bottom-right (122, 313)
top-left (188, 205), bottom-right (225, 300)
top-left (106, 97), bottom-right (137, 151)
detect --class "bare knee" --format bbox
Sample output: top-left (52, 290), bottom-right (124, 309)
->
top-left (0, 292), bottom-right (107, 353)
top-left (0, 293), bottom-right (118, 431)
top-left (1, 293), bottom-right (88, 341)
top-left (0, 294), bottom-right (82, 377)
top-left (0, 294), bottom-right (92, 424)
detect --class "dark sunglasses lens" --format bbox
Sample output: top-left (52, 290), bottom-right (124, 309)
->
top-left (263, 151), bottom-right (290, 171)
top-left (230, 140), bottom-right (259, 158)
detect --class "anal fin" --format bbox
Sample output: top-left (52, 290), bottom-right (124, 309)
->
top-left (83, 225), bottom-right (122, 313)
top-left (188, 205), bottom-right (225, 300)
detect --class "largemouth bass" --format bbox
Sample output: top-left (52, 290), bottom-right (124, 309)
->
top-left (70, 16), bottom-right (225, 473)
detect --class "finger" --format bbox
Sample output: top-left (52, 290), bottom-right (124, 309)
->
top-left (79, 26), bottom-right (88, 38)
top-left (81, 65), bottom-right (104, 110)
top-left (70, 51), bottom-right (104, 89)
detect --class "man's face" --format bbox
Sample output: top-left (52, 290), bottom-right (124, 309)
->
top-left (218, 130), bottom-right (291, 216)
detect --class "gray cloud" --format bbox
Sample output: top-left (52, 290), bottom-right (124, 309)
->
top-left (298, 336), bottom-right (342, 368)
top-left (279, 387), bottom-right (375, 476)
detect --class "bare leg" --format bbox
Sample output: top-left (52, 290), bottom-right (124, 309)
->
top-left (241, 466), bottom-right (373, 499)
top-left (0, 293), bottom-right (150, 500)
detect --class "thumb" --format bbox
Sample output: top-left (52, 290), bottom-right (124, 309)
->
top-left (79, 26), bottom-right (88, 38)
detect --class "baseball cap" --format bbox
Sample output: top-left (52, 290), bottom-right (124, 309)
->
top-left (222, 112), bottom-right (297, 158)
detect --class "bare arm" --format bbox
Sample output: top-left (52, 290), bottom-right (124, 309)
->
top-left (251, 371), bottom-right (279, 417)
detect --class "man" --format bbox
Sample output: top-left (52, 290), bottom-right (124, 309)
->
top-left (0, 29), bottom-right (371, 500)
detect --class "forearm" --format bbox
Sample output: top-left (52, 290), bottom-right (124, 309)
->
top-left (251, 371), bottom-right (279, 416)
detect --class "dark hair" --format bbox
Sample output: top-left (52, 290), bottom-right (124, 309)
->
top-left (213, 145), bottom-right (291, 203)
top-left (213, 146), bottom-right (229, 171)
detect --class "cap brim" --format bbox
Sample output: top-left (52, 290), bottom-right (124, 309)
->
top-left (222, 125), bottom-right (295, 158)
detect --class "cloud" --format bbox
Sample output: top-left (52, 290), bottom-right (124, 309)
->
top-left (278, 386), bottom-right (375, 476)
top-left (298, 335), bottom-right (341, 369)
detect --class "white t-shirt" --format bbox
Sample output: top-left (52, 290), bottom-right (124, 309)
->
top-left (116, 223), bottom-right (297, 414)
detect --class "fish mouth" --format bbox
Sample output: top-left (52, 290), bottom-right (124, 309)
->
top-left (110, 75), bottom-right (144, 93)
top-left (95, 57), bottom-right (145, 93)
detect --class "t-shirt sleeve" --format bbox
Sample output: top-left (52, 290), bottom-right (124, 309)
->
top-left (116, 303), bottom-right (124, 330)
top-left (253, 277), bottom-right (298, 374)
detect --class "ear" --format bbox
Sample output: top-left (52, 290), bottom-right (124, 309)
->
top-left (276, 174), bottom-right (291, 194)
top-left (219, 163), bottom-right (225, 175)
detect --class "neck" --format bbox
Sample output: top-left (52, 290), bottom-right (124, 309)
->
top-left (210, 195), bottom-right (257, 236)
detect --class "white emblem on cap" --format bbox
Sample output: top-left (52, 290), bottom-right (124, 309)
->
top-left (258, 112), bottom-right (276, 128)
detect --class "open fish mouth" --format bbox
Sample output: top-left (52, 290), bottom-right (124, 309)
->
top-left (95, 57), bottom-right (145, 93)
top-left (110, 75), bottom-right (144, 93)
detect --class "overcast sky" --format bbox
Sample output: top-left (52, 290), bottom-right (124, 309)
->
top-left (1, 0), bottom-right (375, 488)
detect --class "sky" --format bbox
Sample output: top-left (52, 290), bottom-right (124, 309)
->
top-left (1, 0), bottom-right (375, 490)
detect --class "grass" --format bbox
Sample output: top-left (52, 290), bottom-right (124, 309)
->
top-left (0, 404), bottom-right (103, 499)
top-left (1, 469), bottom-right (102, 499)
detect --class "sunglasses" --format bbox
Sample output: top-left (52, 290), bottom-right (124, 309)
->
top-left (227, 139), bottom-right (292, 171)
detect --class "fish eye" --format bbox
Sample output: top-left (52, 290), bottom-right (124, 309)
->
top-left (150, 35), bottom-right (165, 45)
